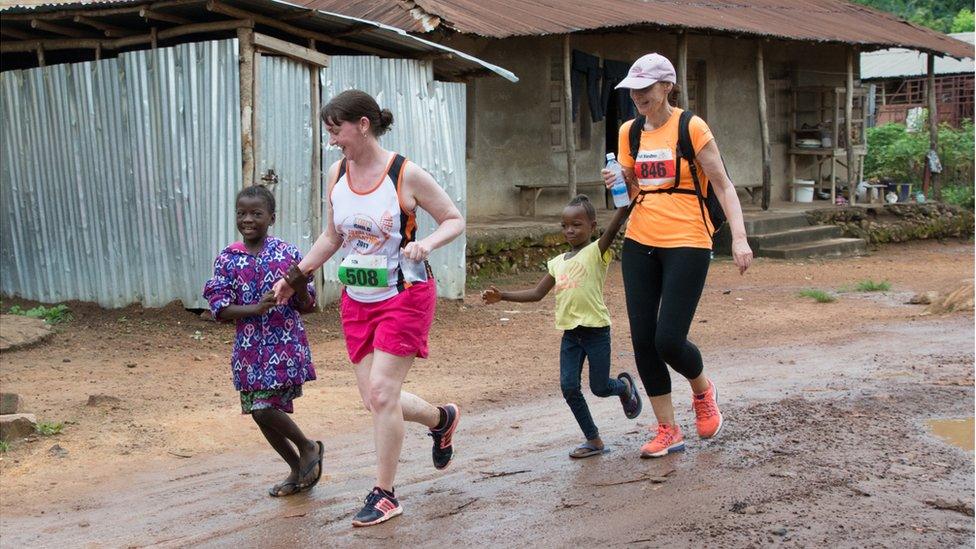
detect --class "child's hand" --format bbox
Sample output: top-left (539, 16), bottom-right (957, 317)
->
top-left (257, 291), bottom-right (277, 314)
top-left (481, 286), bottom-right (502, 304)
top-left (284, 264), bottom-right (309, 290)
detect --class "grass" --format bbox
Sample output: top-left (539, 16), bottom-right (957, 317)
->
top-left (854, 279), bottom-right (891, 292)
top-left (36, 421), bottom-right (64, 436)
top-left (798, 289), bottom-right (836, 303)
top-left (0, 441), bottom-right (8, 452)
top-left (6, 304), bottom-right (72, 324)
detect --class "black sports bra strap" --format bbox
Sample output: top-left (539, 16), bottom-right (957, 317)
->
top-left (337, 158), bottom-right (347, 180)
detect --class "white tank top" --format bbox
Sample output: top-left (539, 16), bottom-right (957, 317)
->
top-left (330, 154), bottom-right (429, 303)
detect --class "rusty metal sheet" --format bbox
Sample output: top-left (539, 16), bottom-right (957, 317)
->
top-left (305, 0), bottom-right (974, 58)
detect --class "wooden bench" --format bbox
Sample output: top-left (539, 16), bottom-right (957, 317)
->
top-left (738, 183), bottom-right (765, 204)
top-left (515, 181), bottom-right (608, 217)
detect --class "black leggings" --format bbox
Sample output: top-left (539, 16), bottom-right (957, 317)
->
top-left (621, 239), bottom-right (711, 397)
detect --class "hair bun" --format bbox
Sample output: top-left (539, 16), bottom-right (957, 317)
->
top-left (378, 109), bottom-right (394, 132)
top-left (576, 193), bottom-right (590, 202)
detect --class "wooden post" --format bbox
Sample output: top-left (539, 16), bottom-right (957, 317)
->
top-left (150, 27), bottom-right (158, 49)
top-left (238, 28), bottom-right (255, 187)
top-left (927, 53), bottom-right (940, 201)
top-left (846, 48), bottom-right (855, 206)
top-left (36, 45), bottom-right (45, 67)
top-left (562, 34), bottom-right (577, 199)
top-left (677, 31), bottom-right (689, 110)
top-left (756, 41), bottom-right (771, 210)
top-left (310, 63), bottom-right (324, 309)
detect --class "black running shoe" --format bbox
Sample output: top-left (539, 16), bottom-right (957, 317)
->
top-left (351, 487), bottom-right (402, 527)
top-left (428, 403), bottom-right (460, 470)
top-left (618, 372), bottom-right (643, 419)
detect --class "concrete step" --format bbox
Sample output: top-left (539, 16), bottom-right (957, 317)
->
top-left (751, 225), bottom-right (845, 251)
top-left (742, 213), bottom-right (812, 234)
top-left (760, 237), bottom-right (867, 260)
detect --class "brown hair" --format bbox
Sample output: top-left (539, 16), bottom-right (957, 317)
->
top-left (321, 89), bottom-right (394, 137)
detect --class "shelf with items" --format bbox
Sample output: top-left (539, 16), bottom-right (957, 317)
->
top-left (788, 85), bottom-right (869, 204)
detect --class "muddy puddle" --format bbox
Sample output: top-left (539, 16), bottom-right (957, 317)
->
top-left (927, 417), bottom-right (975, 452)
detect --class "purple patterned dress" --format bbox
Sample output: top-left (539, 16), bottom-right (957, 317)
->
top-left (203, 237), bottom-right (316, 412)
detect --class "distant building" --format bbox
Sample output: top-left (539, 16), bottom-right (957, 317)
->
top-left (861, 33), bottom-right (974, 127)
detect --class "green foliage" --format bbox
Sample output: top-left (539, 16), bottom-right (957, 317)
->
top-left (866, 121), bottom-right (975, 186)
top-left (6, 304), bottom-right (71, 324)
top-left (941, 183), bottom-right (975, 210)
top-left (0, 441), bottom-right (8, 452)
top-left (854, 279), bottom-right (892, 292)
top-left (950, 8), bottom-right (974, 32)
top-left (852, 0), bottom-right (974, 32)
top-left (36, 421), bottom-right (64, 436)
top-left (798, 289), bottom-right (836, 303)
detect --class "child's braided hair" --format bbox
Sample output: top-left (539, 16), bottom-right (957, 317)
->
top-left (568, 194), bottom-right (596, 222)
top-left (236, 185), bottom-right (276, 214)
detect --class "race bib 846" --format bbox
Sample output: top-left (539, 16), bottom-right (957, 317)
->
top-left (635, 148), bottom-right (675, 187)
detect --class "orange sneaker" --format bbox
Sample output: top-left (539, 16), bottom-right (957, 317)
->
top-left (692, 380), bottom-right (723, 439)
top-left (640, 423), bottom-right (685, 458)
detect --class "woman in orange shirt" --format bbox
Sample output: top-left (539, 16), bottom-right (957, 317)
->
top-left (602, 53), bottom-right (753, 458)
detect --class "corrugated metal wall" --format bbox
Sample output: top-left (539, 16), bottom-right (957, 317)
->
top-left (256, 54), bottom-right (314, 252)
top-left (0, 39), bottom-right (241, 308)
top-left (320, 57), bottom-right (467, 301)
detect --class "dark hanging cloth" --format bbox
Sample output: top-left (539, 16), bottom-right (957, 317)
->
top-left (602, 58), bottom-right (636, 122)
top-left (571, 49), bottom-right (604, 122)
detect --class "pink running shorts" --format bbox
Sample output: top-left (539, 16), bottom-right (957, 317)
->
top-left (340, 279), bottom-right (437, 364)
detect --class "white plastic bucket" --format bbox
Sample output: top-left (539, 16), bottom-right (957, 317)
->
top-left (794, 179), bottom-right (815, 203)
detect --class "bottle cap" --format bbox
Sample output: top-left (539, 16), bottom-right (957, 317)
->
top-left (606, 153), bottom-right (616, 162)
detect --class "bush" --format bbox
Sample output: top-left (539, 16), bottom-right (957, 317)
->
top-left (865, 120), bottom-right (975, 187)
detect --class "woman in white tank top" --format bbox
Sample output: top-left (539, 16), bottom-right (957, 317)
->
top-left (273, 90), bottom-right (464, 527)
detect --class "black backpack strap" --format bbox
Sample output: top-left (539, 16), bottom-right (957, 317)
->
top-left (628, 116), bottom-right (644, 162)
top-left (676, 110), bottom-right (713, 235)
top-left (337, 158), bottom-right (347, 180)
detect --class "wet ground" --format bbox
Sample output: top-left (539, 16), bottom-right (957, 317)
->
top-left (2, 313), bottom-right (972, 547)
top-left (2, 240), bottom-right (974, 546)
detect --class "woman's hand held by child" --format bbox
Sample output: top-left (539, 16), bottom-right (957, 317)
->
top-left (272, 278), bottom-right (295, 304)
top-left (481, 286), bottom-right (502, 304)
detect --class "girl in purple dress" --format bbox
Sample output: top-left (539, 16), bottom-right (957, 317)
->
top-left (203, 185), bottom-right (323, 497)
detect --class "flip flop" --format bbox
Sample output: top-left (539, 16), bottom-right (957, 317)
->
top-left (269, 481), bottom-right (302, 498)
top-left (569, 442), bottom-right (607, 459)
top-left (618, 372), bottom-right (643, 419)
top-left (299, 441), bottom-right (325, 492)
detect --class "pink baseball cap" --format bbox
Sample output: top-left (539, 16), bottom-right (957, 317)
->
top-left (615, 53), bottom-right (676, 90)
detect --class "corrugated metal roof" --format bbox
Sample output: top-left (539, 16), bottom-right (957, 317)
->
top-left (0, 0), bottom-right (517, 81)
top-left (304, 0), bottom-right (974, 58)
top-left (861, 32), bottom-right (974, 80)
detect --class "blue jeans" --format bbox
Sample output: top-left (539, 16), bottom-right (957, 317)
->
top-left (560, 326), bottom-right (627, 440)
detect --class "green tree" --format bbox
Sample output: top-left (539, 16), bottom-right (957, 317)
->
top-left (950, 8), bottom-right (974, 32)
top-left (852, 0), bottom-right (974, 33)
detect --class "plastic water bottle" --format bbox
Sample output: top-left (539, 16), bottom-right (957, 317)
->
top-left (605, 153), bottom-right (630, 208)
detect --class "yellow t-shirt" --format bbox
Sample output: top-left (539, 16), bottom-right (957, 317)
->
top-left (546, 241), bottom-right (612, 330)
top-left (617, 108), bottom-right (716, 249)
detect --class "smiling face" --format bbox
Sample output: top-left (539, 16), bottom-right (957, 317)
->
top-left (236, 195), bottom-right (274, 245)
top-left (630, 81), bottom-right (673, 116)
top-left (561, 205), bottom-right (597, 248)
top-left (325, 116), bottom-right (369, 157)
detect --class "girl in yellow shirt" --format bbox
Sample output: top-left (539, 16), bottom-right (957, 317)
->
top-left (482, 195), bottom-right (642, 458)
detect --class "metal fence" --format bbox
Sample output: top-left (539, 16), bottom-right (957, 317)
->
top-left (0, 39), bottom-right (241, 309)
top-left (320, 56), bottom-right (467, 301)
top-left (0, 43), bottom-right (468, 309)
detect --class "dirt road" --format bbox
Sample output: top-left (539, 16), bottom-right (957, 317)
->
top-left (1, 240), bottom-right (973, 546)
